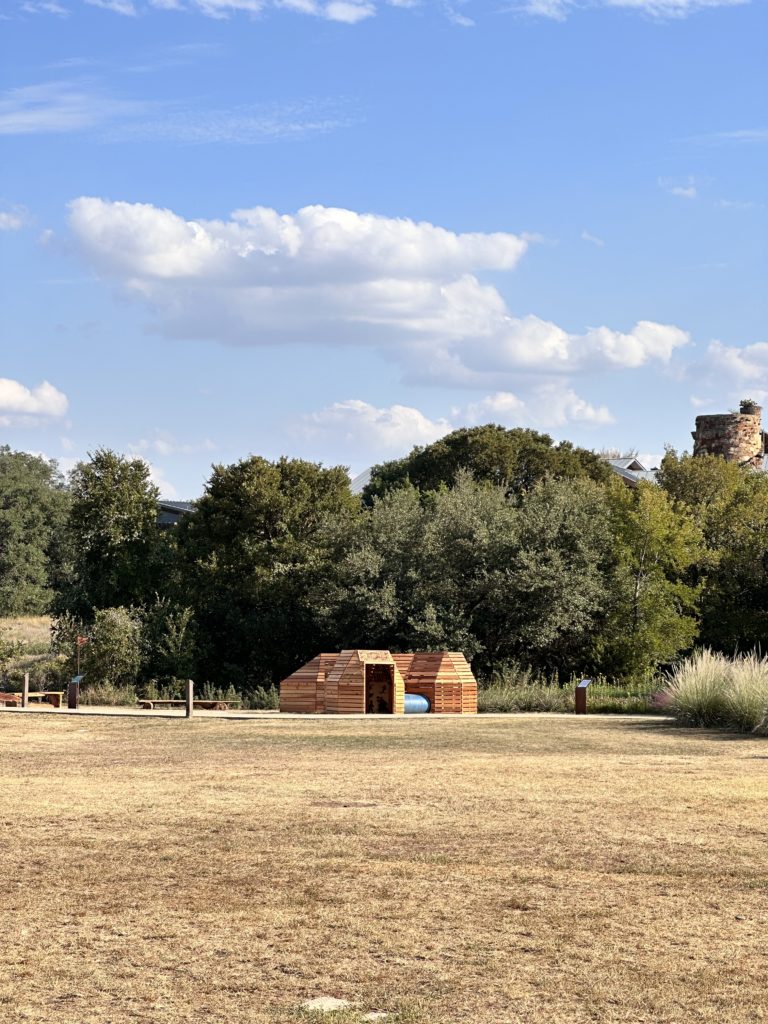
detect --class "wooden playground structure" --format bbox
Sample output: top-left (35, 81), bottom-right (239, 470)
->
top-left (279, 649), bottom-right (478, 715)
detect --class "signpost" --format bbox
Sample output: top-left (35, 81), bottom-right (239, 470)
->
top-left (68, 675), bottom-right (84, 710)
top-left (575, 678), bottom-right (592, 715)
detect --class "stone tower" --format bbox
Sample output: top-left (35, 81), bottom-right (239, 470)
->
top-left (692, 399), bottom-right (768, 467)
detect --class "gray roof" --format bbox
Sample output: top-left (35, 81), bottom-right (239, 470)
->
top-left (350, 468), bottom-right (372, 495)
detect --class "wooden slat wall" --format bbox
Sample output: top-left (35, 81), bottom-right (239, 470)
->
top-left (280, 649), bottom-right (478, 715)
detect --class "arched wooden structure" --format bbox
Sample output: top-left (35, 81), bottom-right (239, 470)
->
top-left (279, 650), bottom-right (477, 715)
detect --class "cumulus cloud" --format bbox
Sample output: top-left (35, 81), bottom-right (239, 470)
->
top-left (299, 384), bottom-right (614, 464)
top-left (466, 382), bottom-right (614, 428)
top-left (0, 204), bottom-right (30, 230)
top-left (302, 399), bottom-right (452, 452)
top-left (704, 340), bottom-right (768, 384)
top-left (68, 196), bottom-right (689, 385)
top-left (0, 378), bottom-right (69, 424)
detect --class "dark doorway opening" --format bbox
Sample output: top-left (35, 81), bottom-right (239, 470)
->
top-left (365, 664), bottom-right (394, 714)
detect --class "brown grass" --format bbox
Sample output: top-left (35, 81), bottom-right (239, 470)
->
top-left (0, 615), bottom-right (52, 647)
top-left (0, 714), bottom-right (766, 1023)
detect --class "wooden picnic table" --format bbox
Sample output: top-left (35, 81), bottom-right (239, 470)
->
top-left (137, 698), bottom-right (241, 711)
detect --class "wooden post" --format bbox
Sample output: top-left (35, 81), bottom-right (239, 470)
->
top-left (575, 678), bottom-right (591, 715)
top-left (185, 679), bottom-right (194, 719)
top-left (22, 672), bottom-right (29, 709)
top-left (68, 675), bottom-right (83, 710)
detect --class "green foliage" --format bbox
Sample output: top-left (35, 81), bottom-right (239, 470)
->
top-left (83, 607), bottom-right (143, 685)
top-left (61, 449), bottom-right (163, 616)
top-left (658, 450), bottom-right (768, 652)
top-left (0, 447), bottom-right (70, 615)
top-left (319, 472), bottom-right (616, 678)
top-left (0, 627), bottom-right (25, 683)
top-left (362, 424), bottom-right (611, 504)
top-left (80, 682), bottom-right (138, 706)
top-left (176, 455), bottom-right (358, 686)
top-left (599, 480), bottom-right (702, 679)
top-left (141, 598), bottom-right (196, 683)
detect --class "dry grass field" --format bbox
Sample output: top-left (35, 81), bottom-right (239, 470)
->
top-left (1, 713), bottom-right (766, 1024)
top-left (0, 615), bottom-right (52, 648)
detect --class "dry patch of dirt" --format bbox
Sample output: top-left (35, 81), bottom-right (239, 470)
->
top-left (1, 714), bottom-right (766, 1023)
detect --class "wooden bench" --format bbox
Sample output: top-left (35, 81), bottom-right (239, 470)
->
top-left (137, 699), bottom-right (241, 711)
top-left (0, 691), bottom-right (64, 708)
top-left (28, 691), bottom-right (65, 708)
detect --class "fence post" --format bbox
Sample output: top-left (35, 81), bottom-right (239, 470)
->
top-left (22, 672), bottom-right (29, 709)
top-left (185, 679), bottom-right (194, 719)
top-left (68, 675), bottom-right (83, 710)
top-left (575, 678), bottom-right (591, 715)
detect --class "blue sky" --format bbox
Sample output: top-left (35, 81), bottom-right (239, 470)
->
top-left (1, 0), bottom-right (766, 496)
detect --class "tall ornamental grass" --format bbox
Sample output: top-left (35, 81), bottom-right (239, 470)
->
top-left (664, 649), bottom-right (768, 732)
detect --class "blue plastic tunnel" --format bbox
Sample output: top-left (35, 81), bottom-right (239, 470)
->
top-left (404, 693), bottom-right (430, 714)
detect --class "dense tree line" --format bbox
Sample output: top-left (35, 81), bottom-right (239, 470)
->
top-left (3, 426), bottom-right (768, 688)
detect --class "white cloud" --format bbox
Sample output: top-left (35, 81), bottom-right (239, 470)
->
top-left (704, 340), bottom-right (768, 385)
top-left (21, 1), bottom-right (69, 13)
top-left (303, 399), bottom-right (452, 452)
top-left (68, 196), bottom-right (689, 385)
top-left (0, 82), bottom-right (145, 135)
top-left (130, 432), bottom-right (217, 456)
top-left (581, 229), bottom-right (604, 247)
top-left (85, 0), bottom-right (136, 12)
top-left (324, 1), bottom-right (376, 20)
top-left (659, 176), bottom-right (698, 200)
top-left (466, 383), bottom-right (614, 428)
top-left (300, 384), bottom-right (614, 464)
top-left (603, 0), bottom-right (746, 14)
top-left (0, 204), bottom-right (30, 230)
top-left (0, 378), bottom-right (69, 424)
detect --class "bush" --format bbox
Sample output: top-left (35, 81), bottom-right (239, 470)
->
top-left (86, 607), bottom-right (142, 685)
top-left (243, 685), bottom-right (280, 711)
top-left (479, 680), bottom-right (571, 713)
top-left (663, 649), bottom-right (768, 732)
top-left (80, 682), bottom-right (137, 706)
top-left (726, 653), bottom-right (768, 731)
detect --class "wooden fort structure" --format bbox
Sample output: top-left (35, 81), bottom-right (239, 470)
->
top-left (278, 649), bottom-right (477, 715)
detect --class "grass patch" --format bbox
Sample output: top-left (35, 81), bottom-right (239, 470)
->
top-left (0, 714), bottom-right (766, 1023)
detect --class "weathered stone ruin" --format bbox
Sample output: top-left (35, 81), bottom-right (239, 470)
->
top-left (692, 399), bottom-right (768, 468)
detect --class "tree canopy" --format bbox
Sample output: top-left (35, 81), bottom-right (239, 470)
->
top-left (0, 446), bottom-right (70, 615)
top-left (362, 424), bottom-right (611, 504)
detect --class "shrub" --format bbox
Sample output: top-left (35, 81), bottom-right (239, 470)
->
top-left (244, 685), bottom-right (280, 711)
top-left (80, 682), bottom-right (137, 706)
top-left (664, 649), bottom-right (731, 727)
top-left (87, 607), bottom-right (142, 685)
top-left (663, 649), bottom-right (768, 732)
top-left (725, 653), bottom-right (768, 731)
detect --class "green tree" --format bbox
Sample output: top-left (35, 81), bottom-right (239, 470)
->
top-left (0, 447), bottom-right (70, 615)
top-left (61, 449), bottom-right (163, 616)
top-left (141, 597), bottom-right (196, 683)
top-left (362, 424), bottom-right (610, 504)
top-left (85, 607), bottom-right (142, 685)
top-left (319, 473), bottom-right (616, 678)
top-left (659, 449), bottom-right (768, 651)
top-left (175, 455), bottom-right (358, 686)
top-left (600, 479), bottom-right (702, 678)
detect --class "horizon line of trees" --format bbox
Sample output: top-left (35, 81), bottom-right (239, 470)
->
top-left (2, 423), bottom-right (768, 690)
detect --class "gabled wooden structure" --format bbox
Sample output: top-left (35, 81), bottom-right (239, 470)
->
top-left (279, 649), bottom-right (477, 715)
